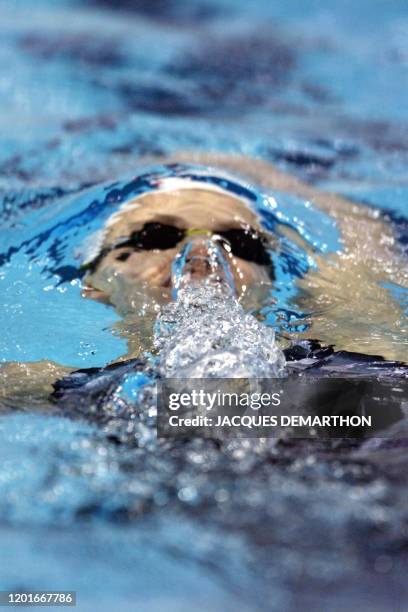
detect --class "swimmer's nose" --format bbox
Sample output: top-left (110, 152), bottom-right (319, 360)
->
top-left (171, 237), bottom-right (235, 296)
top-left (184, 242), bottom-right (214, 278)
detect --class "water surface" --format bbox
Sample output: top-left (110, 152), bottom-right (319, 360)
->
top-left (0, 1), bottom-right (408, 610)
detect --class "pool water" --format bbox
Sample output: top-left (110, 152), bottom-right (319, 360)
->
top-left (0, 1), bottom-right (408, 610)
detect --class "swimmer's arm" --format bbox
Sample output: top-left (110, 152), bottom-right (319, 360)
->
top-left (0, 360), bottom-right (74, 410)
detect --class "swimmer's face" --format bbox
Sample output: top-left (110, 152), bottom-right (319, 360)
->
top-left (82, 187), bottom-right (275, 310)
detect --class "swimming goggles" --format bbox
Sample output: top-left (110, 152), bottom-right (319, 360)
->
top-left (83, 222), bottom-right (274, 273)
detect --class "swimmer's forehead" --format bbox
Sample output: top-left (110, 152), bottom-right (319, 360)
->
top-left (103, 181), bottom-right (261, 245)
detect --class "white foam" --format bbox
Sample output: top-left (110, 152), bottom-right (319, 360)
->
top-left (154, 276), bottom-right (285, 378)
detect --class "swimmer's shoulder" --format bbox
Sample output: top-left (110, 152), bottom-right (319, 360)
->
top-left (284, 339), bottom-right (407, 378)
top-left (50, 358), bottom-right (147, 414)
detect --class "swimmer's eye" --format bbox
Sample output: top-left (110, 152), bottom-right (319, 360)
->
top-left (115, 251), bottom-right (131, 262)
top-left (121, 222), bottom-right (185, 251)
top-left (81, 223), bottom-right (184, 273)
top-left (218, 228), bottom-right (272, 266)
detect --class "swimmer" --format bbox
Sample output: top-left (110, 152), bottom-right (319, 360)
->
top-left (80, 174), bottom-right (275, 309)
top-left (77, 152), bottom-right (407, 362)
top-left (1, 154), bottom-right (407, 410)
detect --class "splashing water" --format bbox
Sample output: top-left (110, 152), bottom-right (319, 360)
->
top-left (152, 234), bottom-right (285, 378)
top-left (154, 276), bottom-right (285, 378)
top-left (1, 1), bottom-right (408, 608)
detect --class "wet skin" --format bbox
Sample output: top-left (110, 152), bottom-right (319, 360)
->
top-left (162, 153), bottom-right (407, 361)
top-left (1, 172), bottom-right (277, 407)
top-left (1, 154), bottom-right (407, 409)
top-left (82, 184), bottom-right (275, 311)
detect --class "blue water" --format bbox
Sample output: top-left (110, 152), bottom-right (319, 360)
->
top-left (0, 0), bottom-right (408, 610)
top-left (0, 163), bottom-right (342, 365)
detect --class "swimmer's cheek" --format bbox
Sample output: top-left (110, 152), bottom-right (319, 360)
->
top-left (230, 258), bottom-right (272, 292)
top-left (88, 251), bottom-right (173, 289)
top-left (137, 266), bottom-right (172, 287)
